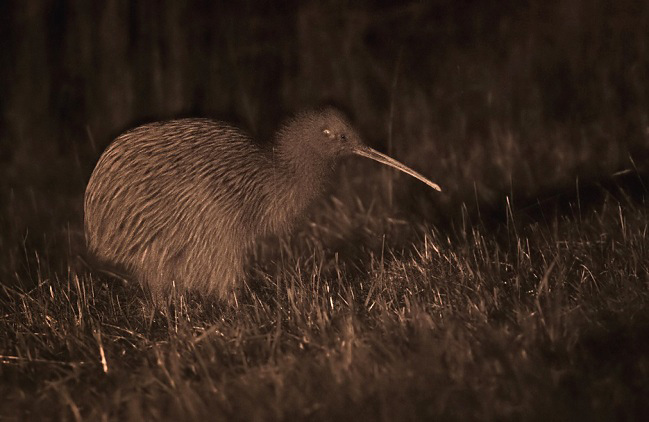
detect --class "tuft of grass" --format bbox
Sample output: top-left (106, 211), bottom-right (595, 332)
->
top-left (2, 191), bottom-right (649, 420)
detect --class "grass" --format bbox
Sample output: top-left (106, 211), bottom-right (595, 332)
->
top-left (2, 1), bottom-right (649, 420)
top-left (2, 187), bottom-right (649, 420)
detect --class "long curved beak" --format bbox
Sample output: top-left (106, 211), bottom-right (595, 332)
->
top-left (352, 145), bottom-right (442, 192)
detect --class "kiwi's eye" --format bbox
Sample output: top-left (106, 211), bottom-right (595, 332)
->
top-left (340, 134), bottom-right (347, 141)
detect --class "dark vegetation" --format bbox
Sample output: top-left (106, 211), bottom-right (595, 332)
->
top-left (1, 1), bottom-right (649, 420)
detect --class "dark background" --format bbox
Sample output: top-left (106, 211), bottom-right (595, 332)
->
top-left (3, 1), bottom-right (647, 158)
top-left (1, 0), bottom-right (648, 278)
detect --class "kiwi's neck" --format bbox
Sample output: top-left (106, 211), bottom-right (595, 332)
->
top-left (262, 128), bottom-right (332, 234)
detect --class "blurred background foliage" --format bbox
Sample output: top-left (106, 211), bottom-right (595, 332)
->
top-left (2, 1), bottom-right (647, 164)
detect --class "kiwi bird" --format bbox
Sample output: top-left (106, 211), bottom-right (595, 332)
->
top-left (84, 108), bottom-right (441, 302)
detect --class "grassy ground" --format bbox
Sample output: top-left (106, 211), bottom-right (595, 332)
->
top-left (2, 1), bottom-right (649, 420)
top-left (2, 185), bottom-right (649, 420)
